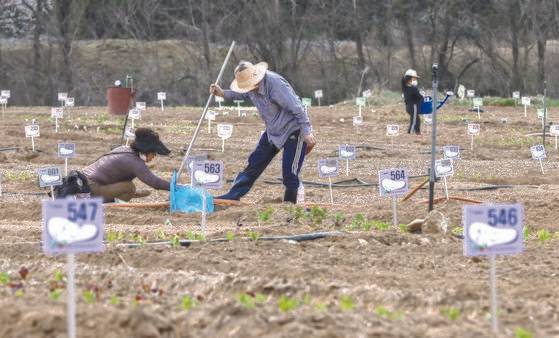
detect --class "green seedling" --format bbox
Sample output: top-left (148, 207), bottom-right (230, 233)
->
top-left (110, 295), bottom-right (120, 306)
top-left (308, 206), bottom-right (327, 224)
top-left (238, 293), bottom-right (255, 309)
top-left (277, 295), bottom-right (299, 312)
top-left (157, 230), bottom-right (168, 241)
top-left (333, 212), bottom-right (346, 227)
top-left (451, 226), bottom-right (463, 237)
top-left (106, 230), bottom-right (124, 243)
top-left (15, 289), bottom-right (24, 297)
top-left (399, 224), bottom-right (408, 233)
top-left (185, 231), bottom-right (205, 241)
top-left (0, 272), bottom-right (10, 285)
top-left (258, 207), bottom-right (274, 224)
top-left (226, 232), bottom-right (235, 241)
top-left (170, 234), bottom-right (181, 247)
top-left (53, 270), bottom-right (64, 283)
top-left (351, 213), bottom-right (366, 230)
top-left (440, 307), bottom-right (461, 321)
top-left (50, 289), bottom-right (63, 301)
top-left (254, 293), bottom-right (267, 304)
top-left (339, 295), bottom-right (354, 311)
top-left (181, 295), bottom-right (195, 311)
top-left (82, 290), bottom-right (96, 304)
top-left (314, 302), bottom-right (328, 312)
top-left (537, 229), bottom-right (551, 243)
top-left (132, 234), bottom-right (146, 246)
top-left (374, 306), bottom-right (404, 320)
top-left (247, 230), bottom-right (260, 241)
top-left (292, 206), bottom-right (305, 224)
top-left (374, 221), bottom-right (390, 231)
top-left (514, 327), bottom-right (534, 338)
top-left (523, 226), bottom-right (529, 240)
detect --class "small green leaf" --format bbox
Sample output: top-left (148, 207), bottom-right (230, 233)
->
top-left (277, 295), bottom-right (299, 312)
top-left (110, 295), bottom-right (120, 306)
top-left (181, 295), bottom-right (195, 311)
top-left (226, 232), bottom-right (235, 241)
top-left (514, 327), bottom-right (533, 338)
top-left (0, 272), bottom-right (10, 285)
top-left (82, 290), bottom-right (96, 304)
top-left (339, 295), bottom-right (354, 311)
top-left (50, 289), bottom-right (63, 301)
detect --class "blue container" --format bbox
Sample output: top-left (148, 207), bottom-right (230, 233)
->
top-left (420, 96), bottom-right (433, 114)
top-left (170, 171), bottom-right (214, 214)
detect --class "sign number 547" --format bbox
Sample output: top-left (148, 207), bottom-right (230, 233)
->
top-left (67, 202), bottom-right (98, 222)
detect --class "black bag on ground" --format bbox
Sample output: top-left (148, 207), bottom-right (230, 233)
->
top-left (50, 170), bottom-right (91, 198)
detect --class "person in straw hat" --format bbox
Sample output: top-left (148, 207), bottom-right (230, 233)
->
top-left (210, 61), bottom-right (316, 203)
top-left (401, 68), bottom-right (424, 135)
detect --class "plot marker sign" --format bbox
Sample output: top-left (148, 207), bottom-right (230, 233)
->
top-left (314, 89), bottom-right (323, 106)
top-left (157, 92), bottom-right (166, 111)
top-left (356, 97), bottom-right (366, 117)
top-left (550, 125), bottom-right (559, 150)
top-left (339, 144), bottom-right (357, 176)
top-left (386, 124), bottom-right (399, 148)
top-left (318, 158), bottom-right (339, 205)
top-left (443, 145), bottom-right (461, 160)
top-left (463, 203), bottom-right (524, 334)
top-left (25, 121), bottom-right (40, 152)
top-left (43, 197), bottom-right (105, 338)
top-left (51, 107), bottom-right (64, 133)
top-left (191, 161), bottom-right (223, 234)
top-left (378, 168), bottom-right (409, 226)
top-left (58, 143), bottom-right (76, 176)
top-left (217, 124), bottom-right (233, 152)
top-left (521, 97), bottom-right (531, 118)
top-left (215, 95), bottom-right (224, 109)
top-left (435, 159), bottom-right (454, 200)
top-left (530, 144), bottom-right (546, 174)
top-left (467, 123), bottom-right (480, 150)
top-left (206, 110), bottom-right (216, 133)
top-left (473, 97), bottom-right (483, 119)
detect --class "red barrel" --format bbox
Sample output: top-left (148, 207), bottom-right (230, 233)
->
top-left (106, 87), bottom-right (133, 115)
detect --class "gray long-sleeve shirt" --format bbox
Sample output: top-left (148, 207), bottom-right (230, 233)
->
top-left (223, 71), bottom-right (312, 148)
top-left (82, 146), bottom-right (170, 190)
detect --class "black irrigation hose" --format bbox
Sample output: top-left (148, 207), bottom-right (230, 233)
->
top-left (118, 231), bottom-right (345, 249)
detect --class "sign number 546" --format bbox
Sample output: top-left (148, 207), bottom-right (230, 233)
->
top-left (68, 202), bottom-right (98, 222)
top-left (487, 208), bottom-right (517, 226)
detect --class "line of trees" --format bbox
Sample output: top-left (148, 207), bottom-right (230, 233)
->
top-left (1, 0), bottom-right (558, 106)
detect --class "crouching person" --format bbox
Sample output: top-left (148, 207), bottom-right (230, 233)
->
top-left (82, 128), bottom-right (171, 203)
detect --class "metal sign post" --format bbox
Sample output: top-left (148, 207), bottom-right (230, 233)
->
top-left (428, 64), bottom-right (438, 212)
top-left (543, 81), bottom-right (547, 147)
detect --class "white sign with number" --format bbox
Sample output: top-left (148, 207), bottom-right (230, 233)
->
top-left (25, 124), bottom-right (40, 138)
top-left (51, 107), bottom-right (64, 119)
top-left (191, 161), bottom-right (224, 189)
top-left (363, 89), bottom-right (372, 98)
top-left (356, 97), bottom-right (366, 107)
top-left (215, 96), bottom-right (224, 103)
top-left (128, 108), bottom-right (141, 120)
top-left (58, 143), bottom-right (76, 158)
top-left (521, 97), bottom-right (531, 106)
top-left (318, 158), bottom-right (339, 178)
top-left (0, 97), bottom-right (7, 105)
top-left (125, 127), bottom-right (135, 139)
top-left (550, 125), bottom-right (559, 136)
top-left (206, 110), bottom-right (216, 121)
top-left (58, 93), bottom-right (68, 101)
top-left (512, 91), bottom-right (520, 99)
top-left (473, 97), bottom-right (483, 108)
top-left (301, 98), bottom-right (312, 107)
top-left (468, 124), bottom-right (480, 135)
top-left (378, 168), bottom-right (409, 197)
top-left (339, 145), bottom-right (357, 160)
top-left (531, 145), bottom-right (546, 160)
top-left (537, 109), bottom-right (546, 119)
top-left (136, 102), bottom-right (146, 110)
top-left (65, 97), bottom-right (75, 107)
top-left (353, 116), bottom-right (363, 126)
top-left (38, 167), bottom-right (62, 188)
top-left (217, 124), bottom-right (233, 139)
top-left (443, 145), bottom-right (461, 160)
top-left (157, 92), bottom-right (166, 100)
top-left (386, 125), bottom-right (399, 136)
top-left (435, 159), bottom-right (454, 178)
top-left (467, 90), bottom-right (475, 98)
top-left (314, 90), bottom-right (323, 99)
top-left (1, 90), bottom-right (10, 98)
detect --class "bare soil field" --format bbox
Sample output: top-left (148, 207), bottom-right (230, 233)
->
top-left (0, 101), bottom-right (558, 337)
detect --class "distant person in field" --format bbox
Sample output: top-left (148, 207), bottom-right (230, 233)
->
top-left (82, 128), bottom-right (171, 203)
top-left (401, 69), bottom-right (423, 135)
top-left (209, 61), bottom-right (316, 203)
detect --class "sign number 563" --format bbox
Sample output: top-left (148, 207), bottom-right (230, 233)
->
top-left (204, 163), bottom-right (221, 174)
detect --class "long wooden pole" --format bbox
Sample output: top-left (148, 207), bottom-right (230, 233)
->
top-left (177, 41), bottom-right (236, 180)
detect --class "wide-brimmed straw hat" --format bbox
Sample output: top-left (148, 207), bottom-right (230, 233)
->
top-left (230, 61), bottom-right (268, 93)
top-left (404, 69), bottom-right (420, 78)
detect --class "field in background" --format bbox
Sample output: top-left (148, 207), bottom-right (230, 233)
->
top-left (0, 101), bottom-right (559, 337)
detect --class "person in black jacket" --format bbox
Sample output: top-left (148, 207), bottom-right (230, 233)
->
top-left (401, 69), bottom-right (423, 135)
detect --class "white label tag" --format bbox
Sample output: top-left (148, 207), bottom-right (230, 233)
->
top-left (65, 97), bottom-right (75, 107)
top-left (1, 90), bottom-right (10, 98)
top-left (25, 124), bottom-right (40, 138)
top-left (378, 168), bottom-right (409, 197)
top-left (435, 159), bottom-right (454, 178)
top-left (352, 116), bottom-right (363, 126)
top-left (125, 127), bottom-right (135, 139)
top-left (128, 108), bottom-right (141, 120)
top-left (468, 123), bottom-right (480, 135)
top-left (473, 97), bottom-right (483, 107)
top-left (386, 124), bottom-right (399, 136)
top-left (136, 102), bottom-right (146, 110)
top-left (362, 89), bottom-right (372, 98)
top-left (215, 96), bottom-right (224, 103)
top-left (206, 110), bottom-right (216, 121)
top-left (51, 107), bottom-right (64, 119)
top-left (339, 145), bottom-right (357, 160)
top-left (58, 143), bottom-right (76, 158)
top-left (356, 97), bottom-right (366, 106)
top-left (58, 93), bottom-right (68, 101)
top-left (191, 160), bottom-right (224, 189)
top-left (0, 98), bottom-right (7, 104)
top-left (531, 144), bottom-right (546, 160)
top-left (443, 145), bottom-right (461, 160)
top-left (521, 97), bottom-right (531, 106)
top-left (314, 90), bottom-right (323, 99)
top-left (318, 158), bottom-right (339, 178)
top-left (157, 92), bottom-right (166, 100)
top-left (467, 90), bottom-right (475, 98)
top-left (38, 167), bottom-right (62, 188)
top-left (217, 124), bottom-right (233, 139)
top-left (550, 125), bottom-right (559, 136)
top-left (512, 91), bottom-right (520, 99)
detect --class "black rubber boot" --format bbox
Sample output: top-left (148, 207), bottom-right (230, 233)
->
top-left (283, 189), bottom-right (298, 204)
